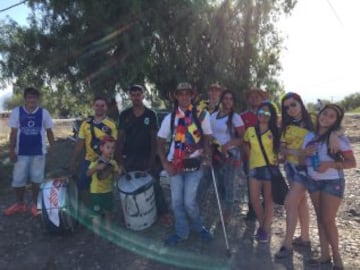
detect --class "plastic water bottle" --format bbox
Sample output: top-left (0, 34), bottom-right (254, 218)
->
top-left (311, 145), bottom-right (320, 171)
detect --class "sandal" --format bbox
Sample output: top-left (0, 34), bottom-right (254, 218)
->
top-left (307, 257), bottom-right (332, 266)
top-left (292, 236), bottom-right (311, 247)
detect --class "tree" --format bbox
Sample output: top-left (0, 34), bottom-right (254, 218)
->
top-left (0, 0), bottom-right (296, 114)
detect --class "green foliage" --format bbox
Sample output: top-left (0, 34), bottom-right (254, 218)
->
top-left (339, 93), bottom-right (360, 112)
top-left (0, 0), bottom-right (297, 114)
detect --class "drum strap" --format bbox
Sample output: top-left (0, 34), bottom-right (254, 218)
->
top-left (125, 194), bottom-right (140, 217)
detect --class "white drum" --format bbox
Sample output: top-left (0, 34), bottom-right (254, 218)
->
top-left (117, 171), bottom-right (157, 231)
top-left (38, 177), bottom-right (78, 233)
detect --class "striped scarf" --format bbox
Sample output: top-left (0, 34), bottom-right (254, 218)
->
top-left (173, 104), bottom-right (201, 171)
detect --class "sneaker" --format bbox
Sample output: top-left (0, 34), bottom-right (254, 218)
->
top-left (4, 203), bottom-right (26, 216)
top-left (199, 228), bottom-right (213, 242)
top-left (30, 204), bottom-right (40, 217)
top-left (257, 229), bottom-right (269, 243)
top-left (275, 246), bottom-right (293, 259)
top-left (159, 214), bottom-right (173, 228)
top-left (164, 234), bottom-right (185, 246)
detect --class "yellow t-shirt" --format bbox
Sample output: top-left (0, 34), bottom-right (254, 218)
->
top-left (281, 125), bottom-right (310, 164)
top-left (78, 117), bottom-right (118, 161)
top-left (244, 127), bottom-right (277, 169)
top-left (280, 114), bottom-right (316, 164)
top-left (89, 159), bottom-right (119, 193)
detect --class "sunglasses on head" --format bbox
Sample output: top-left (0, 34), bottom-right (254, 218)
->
top-left (258, 109), bottom-right (271, 117)
top-left (284, 102), bottom-right (298, 111)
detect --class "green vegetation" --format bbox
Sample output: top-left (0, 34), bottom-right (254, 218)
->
top-left (0, 0), bottom-right (297, 115)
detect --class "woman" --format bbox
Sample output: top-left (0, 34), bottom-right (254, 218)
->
top-left (210, 89), bottom-right (244, 222)
top-left (275, 92), bottom-right (314, 258)
top-left (303, 104), bottom-right (356, 269)
top-left (244, 101), bottom-right (280, 243)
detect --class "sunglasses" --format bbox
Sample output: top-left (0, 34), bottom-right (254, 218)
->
top-left (284, 102), bottom-right (298, 111)
top-left (258, 109), bottom-right (271, 117)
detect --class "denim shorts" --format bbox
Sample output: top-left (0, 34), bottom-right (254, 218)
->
top-left (284, 162), bottom-right (308, 187)
top-left (12, 155), bottom-right (46, 187)
top-left (307, 178), bottom-right (345, 199)
top-left (249, 166), bottom-right (278, 181)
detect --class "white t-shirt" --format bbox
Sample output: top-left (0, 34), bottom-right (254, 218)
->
top-left (302, 132), bottom-right (352, 180)
top-left (8, 106), bottom-right (53, 155)
top-left (157, 107), bottom-right (212, 161)
top-left (210, 111), bottom-right (244, 145)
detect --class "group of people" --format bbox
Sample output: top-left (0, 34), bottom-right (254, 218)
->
top-left (4, 84), bottom-right (356, 269)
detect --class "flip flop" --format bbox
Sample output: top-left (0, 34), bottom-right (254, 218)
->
top-left (292, 236), bottom-right (311, 247)
top-left (307, 257), bottom-right (332, 266)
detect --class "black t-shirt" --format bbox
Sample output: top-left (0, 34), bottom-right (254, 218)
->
top-left (118, 107), bottom-right (158, 158)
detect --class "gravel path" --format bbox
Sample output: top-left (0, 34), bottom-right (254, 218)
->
top-left (0, 117), bottom-right (359, 270)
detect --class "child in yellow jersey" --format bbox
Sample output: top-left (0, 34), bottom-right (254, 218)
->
top-left (243, 101), bottom-right (280, 243)
top-left (87, 135), bottom-right (121, 235)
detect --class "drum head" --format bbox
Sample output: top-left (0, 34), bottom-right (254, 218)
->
top-left (40, 177), bottom-right (79, 234)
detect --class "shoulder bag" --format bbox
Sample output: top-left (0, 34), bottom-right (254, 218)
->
top-left (255, 127), bottom-right (288, 205)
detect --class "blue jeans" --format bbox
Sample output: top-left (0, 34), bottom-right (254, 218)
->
top-left (170, 169), bottom-right (204, 238)
top-left (77, 160), bottom-right (91, 190)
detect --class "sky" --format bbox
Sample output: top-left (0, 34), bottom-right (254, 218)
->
top-left (279, 0), bottom-right (360, 103)
top-left (0, 0), bottom-right (360, 109)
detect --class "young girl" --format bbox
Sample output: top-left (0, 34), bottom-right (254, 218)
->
top-left (244, 101), bottom-right (280, 243)
top-left (87, 135), bottom-right (121, 235)
top-left (276, 92), bottom-right (315, 258)
top-left (303, 104), bottom-right (356, 269)
top-left (210, 90), bottom-right (244, 222)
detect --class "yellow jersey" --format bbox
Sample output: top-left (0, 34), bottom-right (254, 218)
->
top-left (280, 114), bottom-right (316, 164)
top-left (244, 127), bottom-right (277, 169)
top-left (89, 159), bottom-right (119, 193)
top-left (78, 117), bottom-right (118, 161)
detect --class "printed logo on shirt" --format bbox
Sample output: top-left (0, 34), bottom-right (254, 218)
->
top-left (102, 125), bottom-right (110, 133)
top-left (144, 117), bottom-right (150, 125)
top-left (28, 120), bottom-right (35, 128)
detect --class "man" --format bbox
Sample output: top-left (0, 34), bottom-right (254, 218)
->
top-left (241, 88), bottom-right (269, 129)
top-left (240, 88), bottom-right (269, 220)
top-left (70, 96), bottom-right (118, 206)
top-left (116, 84), bottom-right (172, 227)
top-left (198, 82), bottom-right (224, 113)
top-left (158, 82), bottom-right (213, 246)
top-left (4, 87), bottom-right (54, 217)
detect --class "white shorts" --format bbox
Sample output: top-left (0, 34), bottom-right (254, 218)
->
top-left (12, 155), bottom-right (46, 187)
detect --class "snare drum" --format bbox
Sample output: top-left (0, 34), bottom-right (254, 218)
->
top-left (38, 176), bottom-right (79, 233)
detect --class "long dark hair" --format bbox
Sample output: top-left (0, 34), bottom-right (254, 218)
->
top-left (314, 104), bottom-right (344, 143)
top-left (281, 92), bottom-right (314, 135)
top-left (219, 89), bottom-right (236, 137)
top-left (257, 101), bottom-right (280, 153)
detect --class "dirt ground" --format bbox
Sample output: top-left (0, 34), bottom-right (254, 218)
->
top-left (0, 116), bottom-right (360, 270)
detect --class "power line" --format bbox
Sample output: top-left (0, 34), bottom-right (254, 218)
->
top-left (325, 0), bottom-right (343, 26)
top-left (0, 0), bottom-right (28, 13)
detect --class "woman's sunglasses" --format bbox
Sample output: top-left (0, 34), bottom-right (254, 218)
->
top-left (284, 102), bottom-right (298, 111)
top-left (258, 109), bottom-right (271, 117)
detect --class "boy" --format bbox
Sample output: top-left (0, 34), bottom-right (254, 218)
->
top-left (87, 135), bottom-right (121, 235)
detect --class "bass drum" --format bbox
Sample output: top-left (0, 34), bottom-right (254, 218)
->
top-left (38, 177), bottom-right (79, 234)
